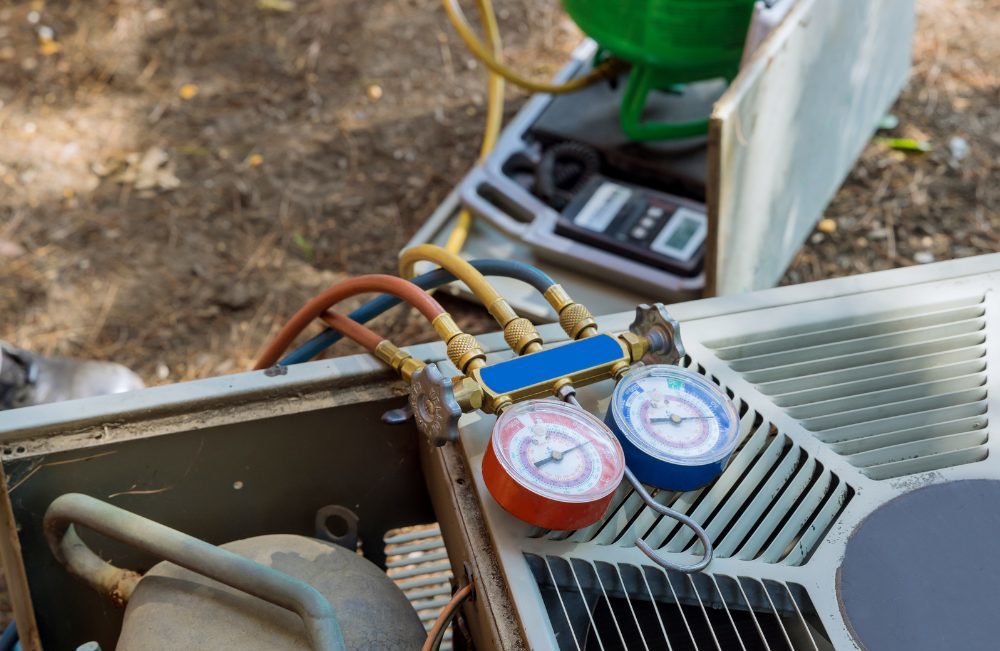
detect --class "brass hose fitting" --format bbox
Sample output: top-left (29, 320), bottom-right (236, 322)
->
top-left (433, 314), bottom-right (487, 374)
top-left (373, 341), bottom-right (426, 383)
top-left (451, 375), bottom-right (484, 412)
top-left (544, 285), bottom-right (598, 339)
top-left (488, 298), bottom-right (543, 355)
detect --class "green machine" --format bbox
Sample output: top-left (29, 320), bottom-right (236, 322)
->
top-left (561, 0), bottom-right (756, 140)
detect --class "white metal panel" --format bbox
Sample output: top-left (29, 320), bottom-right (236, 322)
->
top-left (707, 0), bottom-right (916, 295)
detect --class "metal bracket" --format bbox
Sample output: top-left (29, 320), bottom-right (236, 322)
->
top-left (629, 303), bottom-right (685, 365)
top-left (409, 364), bottom-right (461, 446)
top-left (314, 505), bottom-right (360, 552)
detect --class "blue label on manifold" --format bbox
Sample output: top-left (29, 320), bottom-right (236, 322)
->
top-left (478, 334), bottom-right (623, 394)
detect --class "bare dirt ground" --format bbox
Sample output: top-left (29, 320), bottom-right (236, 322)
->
top-left (0, 0), bottom-right (997, 388)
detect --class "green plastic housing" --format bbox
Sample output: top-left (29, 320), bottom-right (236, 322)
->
top-left (561, 0), bottom-right (756, 140)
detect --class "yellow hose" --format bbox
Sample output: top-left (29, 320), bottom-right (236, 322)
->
top-left (444, 0), bottom-right (506, 254)
top-left (401, 244), bottom-right (505, 308)
top-left (399, 244), bottom-right (544, 355)
top-left (441, 0), bottom-right (622, 95)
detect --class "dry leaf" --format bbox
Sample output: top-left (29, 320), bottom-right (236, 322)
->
top-left (112, 147), bottom-right (181, 191)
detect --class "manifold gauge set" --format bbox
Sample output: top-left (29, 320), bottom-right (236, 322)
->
top-left (399, 287), bottom-right (741, 573)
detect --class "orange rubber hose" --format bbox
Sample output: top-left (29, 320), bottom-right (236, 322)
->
top-left (422, 583), bottom-right (473, 651)
top-left (254, 274), bottom-right (446, 369)
top-left (318, 310), bottom-right (384, 353)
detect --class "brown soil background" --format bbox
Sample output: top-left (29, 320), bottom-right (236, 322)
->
top-left (0, 0), bottom-right (997, 381)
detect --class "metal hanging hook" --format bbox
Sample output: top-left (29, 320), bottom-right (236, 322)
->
top-left (623, 467), bottom-right (713, 574)
top-left (560, 391), bottom-right (713, 573)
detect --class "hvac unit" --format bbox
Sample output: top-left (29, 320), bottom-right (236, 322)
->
top-left (424, 254), bottom-right (999, 651)
top-left (0, 254), bottom-right (996, 650)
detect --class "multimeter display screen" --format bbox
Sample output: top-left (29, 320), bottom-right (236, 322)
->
top-left (666, 216), bottom-right (701, 249)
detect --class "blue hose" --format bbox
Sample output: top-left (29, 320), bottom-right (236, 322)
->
top-left (0, 621), bottom-right (17, 651)
top-left (280, 259), bottom-right (556, 365)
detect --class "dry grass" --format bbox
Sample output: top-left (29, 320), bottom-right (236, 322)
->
top-left (0, 0), bottom-right (996, 388)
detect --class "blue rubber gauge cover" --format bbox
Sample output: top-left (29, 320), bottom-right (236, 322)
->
top-left (606, 365), bottom-right (740, 491)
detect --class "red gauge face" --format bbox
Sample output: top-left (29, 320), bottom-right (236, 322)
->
top-left (483, 400), bottom-right (624, 531)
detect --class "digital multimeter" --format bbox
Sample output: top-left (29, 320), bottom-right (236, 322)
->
top-left (452, 41), bottom-right (717, 299)
top-left (558, 177), bottom-right (707, 276)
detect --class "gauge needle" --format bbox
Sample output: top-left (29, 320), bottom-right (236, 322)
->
top-left (534, 441), bottom-right (592, 467)
top-left (650, 415), bottom-right (714, 424)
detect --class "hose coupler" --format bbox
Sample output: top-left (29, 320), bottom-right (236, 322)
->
top-left (545, 285), bottom-right (598, 339)
top-left (433, 314), bottom-right (487, 374)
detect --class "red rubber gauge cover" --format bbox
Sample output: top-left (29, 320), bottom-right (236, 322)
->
top-left (483, 399), bottom-right (625, 530)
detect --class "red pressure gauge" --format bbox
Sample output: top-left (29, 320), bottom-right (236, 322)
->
top-left (483, 400), bottom-right (625, 530)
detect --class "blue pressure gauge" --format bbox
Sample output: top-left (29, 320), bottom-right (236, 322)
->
top-left (606, 365), bottom-right (740, 491)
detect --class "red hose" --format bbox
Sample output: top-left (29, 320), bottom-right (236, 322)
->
top-left (318, 310), bottom-right (384, 353)
top-left (254, 274), bottom-right (445, 369)
top-left (422, 583), bottom-right (473, 651)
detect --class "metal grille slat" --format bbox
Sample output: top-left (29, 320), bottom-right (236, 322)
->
top-left (525, 554), bottom-right (835, 651)
top-left (384, 525), bottom-right (454, 650)
top-left (829, 415), bottom-right (988, 455)
top-left (673, 435), bottom-right (788, 552)
top-left (741, 332), bottom-right (985, 384)
top-left (569, 559), bottom-right (608, 651)
top-left (786, 373), bottom-right (986, 420)
top-left (646, 415), bottom-right (775, 550)
top-left (614, 488), bottom-right (679, 547)
top-left (590, 491), bottom-right (650, 545)
top-left (663, 571), bottom-right (702, 651)
top-left (779, 583), bottom-right (823, 651)
top-left (568, 483), bottom-right (633, 543)
top-left (862, 445), bottom-right (990, 480)
top-left (727, 318), bottom-right (984, 373)
top-left (710, 296), bottom-right (990, 480)
top-left (386, 550), bottom-right (448, 568)
top-left (781, 480), bottom-right (850, 566)
top-left (710, 575), bottom-right (749, 651)
top-left (733, 577), bottom-right (774, 651)
top-left (686, 575), bottom-right (723, 651)
top-left (758, 346), bottom-right (986, 395)
top-left (800, 387), bottom-right (987, 431)
top-left (760, 468), bottom-right (835, 564)
top-left (713, 303), bottom-right (985, 360)
top-left (639, 568), bottom-right (674, 651)
top-left (714, 446), bottom-right (803, 556)
top-left (735, 456), bottom-right (817, 561)
top-left (705, 294), bottom-right (983, 350)
top-left (772, 358), bottom-right (987, 408)
top-left (846, 430), bottom-right (989, 468)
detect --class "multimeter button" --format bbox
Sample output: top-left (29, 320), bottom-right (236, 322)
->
top-left (631, 226), bottom-right (648, 239)
top-left (640, 216), bottom-right (656, 229)
top-left (647, 207), bottom-right (665, 218)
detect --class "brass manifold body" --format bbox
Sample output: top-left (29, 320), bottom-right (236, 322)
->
top-left (379, 327), bottom-right (652, 417)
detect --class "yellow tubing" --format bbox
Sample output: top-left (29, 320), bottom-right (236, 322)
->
top-left (399, 244), bottom-right (544, 355)
top-left (444, 0), bottom-right (506, 254)
top-left (401, 244), bottom-right (504, 308)
top-left (441, 0), bottom-right (623, 95)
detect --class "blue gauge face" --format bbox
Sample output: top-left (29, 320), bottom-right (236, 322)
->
top-left (611, 365), bottom-right (739, 465)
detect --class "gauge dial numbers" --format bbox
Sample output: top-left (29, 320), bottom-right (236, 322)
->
top-left (483, 400), bottom-right (625, 531)
top-left (607, 365), bottom-right (739, 491)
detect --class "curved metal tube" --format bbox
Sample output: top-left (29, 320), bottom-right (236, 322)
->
top-left (44, 494), bottom-right (347, 651)
top-left (623, 468), bottom-right (714, 574)
top-left (561, 392), bottom-right (713, 573)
